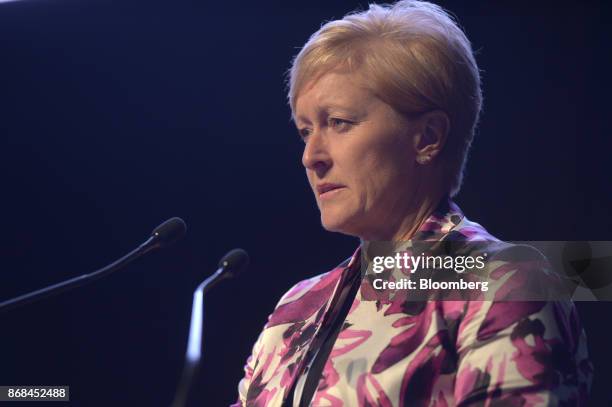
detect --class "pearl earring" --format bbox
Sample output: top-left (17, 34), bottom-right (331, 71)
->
top-left (417, 155), bottom-right (429, 164)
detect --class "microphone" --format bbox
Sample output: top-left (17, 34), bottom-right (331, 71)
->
top-left (0, 217), bottom-right (187, 313)
top-left (201, 248), bottom-right (250, 293)
top-left (171, 248), bottom-right (249, 407)
top-left (150, 217), bottom-right (188, 249)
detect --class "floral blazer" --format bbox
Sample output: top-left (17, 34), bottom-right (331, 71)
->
top-left (233, 199), bottom-right (592, 406)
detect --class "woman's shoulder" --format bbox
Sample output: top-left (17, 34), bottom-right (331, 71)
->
top-left (444, 209), bottom-right (550, 266)
top-left (265, 256), bottom-right (353, 328)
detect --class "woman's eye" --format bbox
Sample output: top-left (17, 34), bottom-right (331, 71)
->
top-left (298, 128), bottom-right (311, 142)
top-left (329, 118), bottom-right (353, 131)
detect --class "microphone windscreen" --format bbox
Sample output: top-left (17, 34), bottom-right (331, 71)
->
top-left (218, 248), bottom-right (249, 278)
top-left (151, 217), bottom-right (187, 248)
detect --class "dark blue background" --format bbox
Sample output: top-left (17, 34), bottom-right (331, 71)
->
top-left (0, 0), bottom-right (610, 405)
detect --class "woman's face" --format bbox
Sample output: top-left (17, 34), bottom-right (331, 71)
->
top-left (295, 70), bottom-right (423, 240)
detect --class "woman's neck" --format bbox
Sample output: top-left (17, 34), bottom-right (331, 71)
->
top-left (360, 190), bottom-right (447, 244)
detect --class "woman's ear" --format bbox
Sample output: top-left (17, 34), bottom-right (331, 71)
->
top-left (414, 110), bottom-right (450, 165)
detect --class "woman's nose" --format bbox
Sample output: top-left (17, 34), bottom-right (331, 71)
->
top-left (301, 130), bottom-right (331, 174)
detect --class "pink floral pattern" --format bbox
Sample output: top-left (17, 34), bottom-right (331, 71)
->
top-left (233, 199), bottom-right (592, 406)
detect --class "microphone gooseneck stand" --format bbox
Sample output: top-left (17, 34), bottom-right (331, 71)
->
top-left (0, 217), bottom-right (187, 313)
top-left (171, 249), bottom-right (249, 407)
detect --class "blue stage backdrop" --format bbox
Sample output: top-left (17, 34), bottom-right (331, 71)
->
top-left (0, 0), bottom-right (610, 405)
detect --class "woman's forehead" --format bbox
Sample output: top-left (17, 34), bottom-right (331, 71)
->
top-left (295, 70), bottom-right (372, 110)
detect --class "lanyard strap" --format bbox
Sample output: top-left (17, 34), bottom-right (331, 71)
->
top-left (291, 268), bottom-right (362, 406)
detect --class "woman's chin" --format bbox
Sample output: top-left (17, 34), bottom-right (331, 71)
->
top-left (320, 213), bottom-right (361, 237)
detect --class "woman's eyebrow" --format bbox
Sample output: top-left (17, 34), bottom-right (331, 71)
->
top-left (295, 102), bottom-right (362, 125)
top-left (294, 115), bottom-right (312, 126)
top-left (323, 104), bottom-right (367, 119)
top-left (322, 101), bottom-right (357, 112)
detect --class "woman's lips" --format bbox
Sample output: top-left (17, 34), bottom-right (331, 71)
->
top-left (317, 183), bottom-right (345, 200)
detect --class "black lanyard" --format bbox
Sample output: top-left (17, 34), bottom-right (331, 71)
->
top-left (284, 266), bottom-right (362, 407)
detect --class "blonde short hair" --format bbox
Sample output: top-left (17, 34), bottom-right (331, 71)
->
top-left (287, 0), bottom-right (482, 198)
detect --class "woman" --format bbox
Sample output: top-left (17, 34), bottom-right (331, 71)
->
top-left (233, 1), bottom-right (592, 405)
